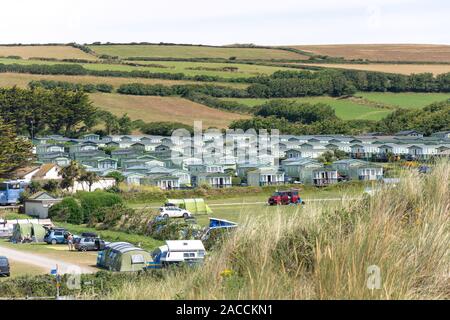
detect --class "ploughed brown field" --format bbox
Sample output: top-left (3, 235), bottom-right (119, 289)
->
top-left (89, 93), bottom-right (250, 128)
top-left (0, 73), bottom-right (249, 89)
top-left (0, 45), bottom-right (97, 60)
top-left (297, 63), bottom-right (450, 75)
top-left (290, 44), bottom-right (450, 62)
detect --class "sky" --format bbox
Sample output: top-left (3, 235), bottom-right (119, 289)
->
top-left (0, 0), bottom-right (449, 45)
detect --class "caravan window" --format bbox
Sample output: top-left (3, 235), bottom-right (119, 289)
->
top-left (183, 252), bottom-right (195, 258)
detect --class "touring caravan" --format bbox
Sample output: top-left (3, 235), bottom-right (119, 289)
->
top-left (149, 240), bottom-right (206, 268)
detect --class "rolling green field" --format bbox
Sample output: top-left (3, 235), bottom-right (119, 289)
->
top-left (356, 92), bottom-right (450, 109)
top-left (220, 97), bottom-right (393, 120)
top-left (124, 60), bottom-right (298, 78)
top-left (0, 57), bottom-right (296, 79)
top-left (89, 44), bottom-right (307, 60)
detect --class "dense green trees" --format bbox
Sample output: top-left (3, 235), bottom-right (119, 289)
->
top-left (375, 100), bottom-right (450, 135)
top-left (0, 118), bottom-right (33, 178)
top-left (97, 111), bottom-right (133, 135)
top-left (254, 100), bottom-right (337, 124)
top-left (0, 87), bottom-right (97, 137)
top-left (138, 121), bottom-right (194, 135)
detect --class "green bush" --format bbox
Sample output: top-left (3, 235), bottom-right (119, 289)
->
top-left (48, 197), bottom-right (84, 224)
top-left (75, 191), bottom-right (123, 223)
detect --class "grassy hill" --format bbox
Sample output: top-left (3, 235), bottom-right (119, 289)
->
top-left (295, 62), bottom-right (450, 75)
top-left (89, 44), bottom-right (308, 60)
top-left (220, 97), bottom-right (393, 121)
top-left (0, 45), bottom-right (96, 60)
top-left (290, 44), bottom-right (450, 63)
top-left (2, 43), bottom-right (450, 127)
top-left (89, 93), bottom-right (249, 128)
top-left (356, 92), bottom-right (450, 109)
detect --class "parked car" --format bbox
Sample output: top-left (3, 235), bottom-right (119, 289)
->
top-left (159, 206), bottom-right (192, 218)
top-left (44, 228), bottom-right (68, 245)
top-left (0, 256), bottom-right (10, 277)
top-left (268, 189), bottom-right (303, 205)
top-left (74, 237), bottom-right (106, 252)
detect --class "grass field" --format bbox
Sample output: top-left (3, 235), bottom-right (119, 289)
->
top-left (290, 44), bottom-right (450, 62)
top-left (0, 45), bottom-right (96, 60)
top-left (0, 72), bottom-right (249, 90)
top-left (0, 57), bottom-right (296, 79)
top-left (356, 92), bottom-right (450, 109)
top-left (89, 92), bottom-right (249, 128)
top-left (221, 97), bottom-right (393, 120)
top-left (129, 183), bottom-right (365, 227)
top-left (89, 44), bottom-right (307, 60)
top-left (124, 60), bottom-right (298, 78)
top-left (301, 62), bottom-right (450, 75)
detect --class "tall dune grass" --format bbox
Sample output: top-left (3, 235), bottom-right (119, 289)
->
top-left (104, 160), bottom-right (449, 300)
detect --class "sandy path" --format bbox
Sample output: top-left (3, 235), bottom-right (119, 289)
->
top-left (0, 245), bottom-right (95, 274)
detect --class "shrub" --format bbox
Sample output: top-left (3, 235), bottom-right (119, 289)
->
top-left (48, 197), bottom-right (83, 224)
top-left (75, 191), bottom-right (123, 223)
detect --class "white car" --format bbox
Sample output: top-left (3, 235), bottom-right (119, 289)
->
top-left (159, 206), bottom-right (192, 218)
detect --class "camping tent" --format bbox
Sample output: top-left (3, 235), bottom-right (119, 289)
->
top-left (11, 222), bottom-right (46, 242)
top-left (97, 242), bottom-right (151, 272)
top-left (166, 198), bottom-right (213, 215)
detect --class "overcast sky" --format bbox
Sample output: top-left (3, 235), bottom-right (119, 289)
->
top-left (0, 0), bottom-right (448, 45)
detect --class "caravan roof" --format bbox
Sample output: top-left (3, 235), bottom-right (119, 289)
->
top-left (166, 240), bottom-right (205, 252)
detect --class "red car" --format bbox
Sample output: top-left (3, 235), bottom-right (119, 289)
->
top-left (268, 189), bottom-right (303, 205)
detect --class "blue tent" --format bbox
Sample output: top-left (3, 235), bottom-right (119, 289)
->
top-left (209, 218), bottom-right (237, 229)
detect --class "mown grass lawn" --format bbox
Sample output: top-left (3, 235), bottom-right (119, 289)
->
top-left (221, 97), bottom-right (392, 120)
top-left (356, 92), bottom-right (450, 109)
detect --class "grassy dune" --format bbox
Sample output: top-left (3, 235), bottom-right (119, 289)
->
top-left (103, 160), bottom-right (450, 300)
top-left (89, 93), bottom-right (250, 128)
top-left (0, 45), bottom-right (96, 60)
top-left (291, 44), bottom-right (450, 63)
top-left (221, 97), bottom-right (392, 120)
top-left (89, 44), bottom-right (307, 60)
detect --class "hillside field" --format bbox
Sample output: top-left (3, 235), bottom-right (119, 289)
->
top-left (89, 93), bottom-right (249, 128)
top-left (0, 72), bottom-right (249, 90)
top-left (0, 57), bottom-right (297, 79)
top-left (356, 92), bottom-right (450, 109)
top-left (220, 97), bottom-right (393, 121)
top-left (0, 45), bottom-right (96, 60)
top-left (290, 44), bottom-right (450, 62)
top-left (89, 44), bottom-right (308, 60)
top-left (300, 62), bottom-right (450, 75)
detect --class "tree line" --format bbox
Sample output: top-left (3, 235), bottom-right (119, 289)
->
top-left (29, 80), bottom-right (113, 93)
top-left (2, 62), bottom-right (449, 96)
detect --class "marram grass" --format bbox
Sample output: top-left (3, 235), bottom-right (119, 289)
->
top-left (98, 160), bottom-right (450, 300)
